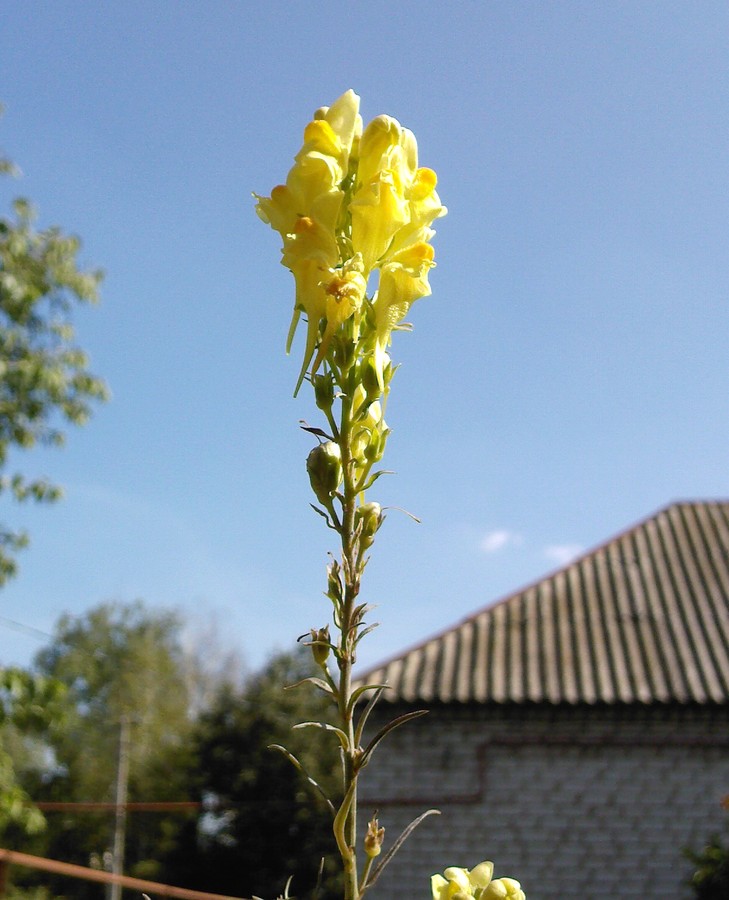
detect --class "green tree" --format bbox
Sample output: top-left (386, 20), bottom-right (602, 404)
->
top-left (162, 648), bottom-right (341, 900)
top-left (0, 122), bottom-right (107, 584)
top-left (0, 121), bottom-right (106, 884)
top-left (0, 667), bottom-right (65, 835)
top-left (21, 601), bottom-right (197, 897)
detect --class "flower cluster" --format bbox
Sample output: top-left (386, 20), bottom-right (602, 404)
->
top-left (432, 862), bottom-right (526, 900)
top-left (255, 89), bottom-right (446, 394)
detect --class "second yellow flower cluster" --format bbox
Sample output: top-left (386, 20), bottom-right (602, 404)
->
top-left (432, 862), bottom-right (526, 900)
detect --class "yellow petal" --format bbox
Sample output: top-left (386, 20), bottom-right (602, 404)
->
top-left (287, 153), bottom-right (343, 231)
top-left (322, 89), bottom-right (361, 172)
top-left (298, 119), bottom-right (341, 160)
top-left (350, 170), bottom-right (409, 272)
top-left (253, 184), bottom-right (300, 237)
top-left (357, 114), bottom-right (402, 188)
top-left (469, 862), bottom-right (494, 890)
top-left (280, 217), bottom-right (340, 390)
top-left (373, 241), bottom-right (434, 350)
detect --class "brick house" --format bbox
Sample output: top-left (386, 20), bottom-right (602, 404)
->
top-left (357, 500), bottom-right (729, 900)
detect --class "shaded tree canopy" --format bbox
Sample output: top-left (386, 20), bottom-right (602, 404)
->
top-left (162, 647), bottom-right (342, 900)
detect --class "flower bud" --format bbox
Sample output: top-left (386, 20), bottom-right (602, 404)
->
top-left (313, 373), bottom-right (335, 411)
top-left (363, 815), bottom-right (385, 858)
top-left (361, 354), bottom-right (382, 400)
top-left (306, 442), bottom-right (342, 505)
top-left (356, 502), bottom-right (383, 549)
top-left (334, 335), bottom-right (355, 370)
top-left (309, 625), bottom-right (330, 666)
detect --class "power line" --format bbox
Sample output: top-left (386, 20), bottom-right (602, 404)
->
top-left (0, 614), bottom-right (52, 641)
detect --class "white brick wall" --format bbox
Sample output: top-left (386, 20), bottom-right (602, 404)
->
top-left (357, 704), bottom-right (729, 900)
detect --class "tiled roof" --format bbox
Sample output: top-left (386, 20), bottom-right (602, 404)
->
top-left (359, 501), bottom-right (729, 705)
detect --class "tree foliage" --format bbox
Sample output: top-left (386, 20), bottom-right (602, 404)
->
top-left (0, 667), bottom-right (65, 835)
top-left (0, 124), bottom-right (107, 584)
top-left (162, 648), bottom-right (342, 900)
top-left (20, 602), bottom-right (198, 896)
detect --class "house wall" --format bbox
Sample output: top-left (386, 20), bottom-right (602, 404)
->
top-left (357, 703), bottom-right (729, 900)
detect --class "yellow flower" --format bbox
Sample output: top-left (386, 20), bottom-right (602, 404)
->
top-left (431, 866), bottom-right (478, 900)
top-left (481, 879), bottom-right (525, 900)
top-left (431, 863), bottom-right (525, 900)
top-left (371, 240), bottom-right (435, 385)
top-left (256, 90), bottom-right (361, 240)
top-left (355, 114), bottom-right (406, 188)
top-left (311, 254), bottom-right (367, 373)
top-left (309, 89), bottom-right (362, 175)
top-left (280, 217), bottom-right (339, 391)
top-left (350, 168), bottom-right (410, 273)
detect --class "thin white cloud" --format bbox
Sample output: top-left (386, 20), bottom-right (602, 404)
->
top-left (480, 529), bottom-right (522, 554)
top-left (544, 544), bottom-right (584, 566)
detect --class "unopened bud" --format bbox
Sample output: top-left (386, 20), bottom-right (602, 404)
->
top-left (364, 815), bottom-right (385, 858)
top-left (356, 502), bottom-right (383, 549)
top-left (313, 373), bottom-right (334, 411)
top-left (306, 442), bottom-right (342, 505)
top-left (334, 336), bottom-right (355, 370)
top-left (361, 354), bottom-right (382, 401)
top-left (310, 625), bottom-right (330, 666)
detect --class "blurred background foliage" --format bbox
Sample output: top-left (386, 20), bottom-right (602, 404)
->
top-left (2, 600), bottom-right (339, 900)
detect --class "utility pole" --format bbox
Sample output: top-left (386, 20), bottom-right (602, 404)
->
top-left (110, 714), bottom-right (131, 900)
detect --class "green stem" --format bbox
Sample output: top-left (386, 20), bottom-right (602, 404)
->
top-left (335, 379), bottom-right (362, 900)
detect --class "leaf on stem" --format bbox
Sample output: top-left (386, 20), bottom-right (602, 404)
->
top-left (353, 622), bottom-right (379, 646)
top-left (360, 709), bottom-right (428, 767)
top-left (268, 744), bottom-right (337, 817)
top-left (293, 720), bottom-right (350, 751)
top-left (362, 809), bottom-right (441, 894)
top-left (284, 676), bottom-right (335, 696)
top-left (385, 505), bottom-right (422, 524)
top-left (332, 779), bottom-right (357, 865)
top-left (360, 470), bottom-right (395, 491)
top-left (309, 503), bottom-right (339, 530)
top-left (299, 420), bottom-right (333, 440)
top-left (348, 682), bottom-right (388, 711)
top-left (352, 685), bottom-right (386, 746)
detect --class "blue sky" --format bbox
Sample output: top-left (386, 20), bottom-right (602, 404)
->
top-left (1, 1), bottom-right (727, 674)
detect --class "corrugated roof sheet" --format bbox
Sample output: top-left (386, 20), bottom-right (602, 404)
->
top-left (358, 501), bottom-right (729, 705)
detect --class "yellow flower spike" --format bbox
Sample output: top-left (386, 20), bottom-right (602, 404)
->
top-left (255, 91), bottom-right (444, 394)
